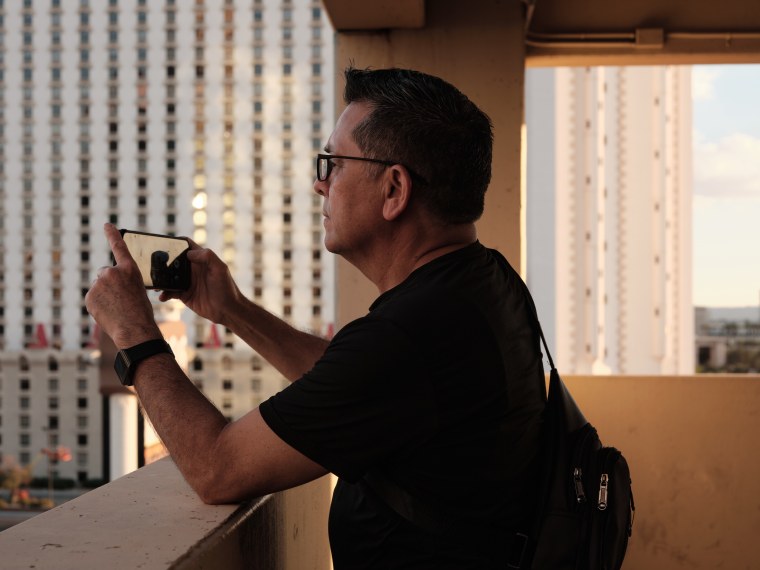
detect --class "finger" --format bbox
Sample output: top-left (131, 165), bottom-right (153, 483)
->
top-left (185, 237), bottom-right (201, 250)
top-left (186, 248), bottom-right (210, 263)
top-left (158, 291), bottom-right (178, 302)
top-left (104, 223), bottom-right (135, 266)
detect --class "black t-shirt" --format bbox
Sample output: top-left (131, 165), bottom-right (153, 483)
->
top-left (260, 242), bottom-right (546, 568)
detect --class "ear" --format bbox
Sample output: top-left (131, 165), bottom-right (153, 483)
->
top-left (381, 164), bottom-right (413, 221)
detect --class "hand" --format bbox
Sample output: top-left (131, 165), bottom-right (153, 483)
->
top-left (85, 224), bottom-right (162, 349)
top-left (158, 241), bottom-right (244, 327)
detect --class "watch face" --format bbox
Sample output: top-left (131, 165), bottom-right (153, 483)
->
top-left (114, 351), bottom-right (133, 386)
top-left (113, 340), bottom-right (172, 387)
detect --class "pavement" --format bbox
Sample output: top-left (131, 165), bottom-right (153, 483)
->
top-left (0, 509), bottom-right (41, 531)
top-left (0, 488), bottom-right (92, 532)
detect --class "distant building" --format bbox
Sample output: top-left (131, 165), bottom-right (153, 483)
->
top-left (526, 66), bottom-right (694, 374)
top-left (695, 307), bottom-right (760, 372)
top-left (0, 1), bottom-right (334, 482)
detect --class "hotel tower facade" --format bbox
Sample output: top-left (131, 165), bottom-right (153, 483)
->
top-left (526, 66), bottom-right (694, 375)
top-left (0, 0), bottom-right (334, 482)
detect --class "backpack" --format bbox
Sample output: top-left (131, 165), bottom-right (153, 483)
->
top-left (363, 261), bottom-right (635, 569)
top-left (528, 339), bottom-right (635, 569)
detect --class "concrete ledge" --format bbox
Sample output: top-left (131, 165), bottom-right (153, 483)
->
top-left (0, 457), bottom-right (331, 570)
top-left (8, 374), bottom-right (754, 569)
top-left (563, 374), bottom-right (760, 570)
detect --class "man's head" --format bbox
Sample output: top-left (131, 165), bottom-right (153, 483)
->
top-left (343, 67), bottom-right (493, 225)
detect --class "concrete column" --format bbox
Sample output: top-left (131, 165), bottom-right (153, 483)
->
top-left (332, 0), bottom-right (527, 326)
top-left (109, 393), bottom-right (139, 480)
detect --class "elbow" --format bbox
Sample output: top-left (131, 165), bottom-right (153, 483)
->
top-left (197, 488), bottom-right (233, 506)
top-left (193, 473), bottom-right (240, 505)
top-left (182, 462), bottom-right (231, 505)
top-left (192, 466), bottom-right (262, 505)
top-left (195, 482), bottom-right (237, 505)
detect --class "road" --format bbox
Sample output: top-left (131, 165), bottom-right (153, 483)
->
top-left (0, 488), bottom-right (91, 532)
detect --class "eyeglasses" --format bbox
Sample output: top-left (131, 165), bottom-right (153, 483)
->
top-left (316, 153), bottom-right (396, 182)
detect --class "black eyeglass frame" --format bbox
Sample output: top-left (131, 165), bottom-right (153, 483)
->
top-left (315, 153), bottom-right (426, 184)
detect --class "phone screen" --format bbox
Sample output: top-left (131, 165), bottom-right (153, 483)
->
top-left (120, 229), bottom-right (191, 291)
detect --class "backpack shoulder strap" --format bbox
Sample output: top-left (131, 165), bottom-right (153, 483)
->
top-left (490, 249), bottom-right (555, 370)
top-left (361, 249), bottom-right (550, 568)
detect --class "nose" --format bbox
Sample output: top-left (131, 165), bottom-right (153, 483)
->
top-left (313, 177), bottom-right (328, 197)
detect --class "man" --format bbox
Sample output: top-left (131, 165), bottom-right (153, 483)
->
top-left (86, 67), bottom-right (546, 569)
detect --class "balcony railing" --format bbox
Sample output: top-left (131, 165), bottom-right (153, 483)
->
top-left (0, 457), bottom-right (332, 570)
top-left (2, 374), bottom-right (759, 569)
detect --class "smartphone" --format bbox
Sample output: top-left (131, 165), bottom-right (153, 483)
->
top-left (119, 229), bottom-right (191, 291)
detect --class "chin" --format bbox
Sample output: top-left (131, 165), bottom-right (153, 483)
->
top-left (323, 241), bottom-right (339, 254)
top-left (322, 234), bottom-right (337, 254)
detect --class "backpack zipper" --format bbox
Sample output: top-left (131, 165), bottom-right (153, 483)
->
top-left (573, 467), bottom-right (586, 504)
top-left (571, 424), bottom-right (597, 506)
top-left (598, 473), bottom-right (609, 511)
top-left (597, 448), bottom-right (621, 511)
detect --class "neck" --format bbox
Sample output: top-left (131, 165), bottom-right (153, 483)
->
top-left (411, 226), bottom-right (477, 273)
top-left (354, 223), bottom-right (477, 294)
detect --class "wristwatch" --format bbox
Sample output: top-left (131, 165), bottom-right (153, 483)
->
top-left (114, 339), bottom-right (174, 386)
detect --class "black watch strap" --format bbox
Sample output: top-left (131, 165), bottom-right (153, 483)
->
top-left (114, 339), bottom-right (174, 386)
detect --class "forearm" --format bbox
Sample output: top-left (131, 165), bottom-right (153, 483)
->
top-left (221, 296), bottom-right (330, 381)
top-left (132, 353), bottom-right (229, 494)
top-left (85, 224), bottom-right (328, 500)
top-left (132, 352), bottom-right (328, 504)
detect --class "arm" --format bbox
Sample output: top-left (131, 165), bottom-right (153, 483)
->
top-left (158, 238), bottom-right (329, 381)
top-left (226, 297), bottom-right (330, 381)
top-left (131, 353), bottom-right (327, 503)
top-left (85, 224), bottom-right (328, 503)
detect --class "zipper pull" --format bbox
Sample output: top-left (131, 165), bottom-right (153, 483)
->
top-left (573, 468), bottom-right (586, 504)
top-left (598, 473), bottom-right (609, 511)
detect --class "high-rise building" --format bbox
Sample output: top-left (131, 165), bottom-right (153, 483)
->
top-left (525, 66), bottom-right (694, 375)
top-left (0, 0), bottom-right (334, 483)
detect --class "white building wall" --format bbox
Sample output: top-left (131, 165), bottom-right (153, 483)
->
top-left (61, 5), bottom-right (85, 351)
top-left (0, 0), bottom-right (335, 482)
top-left (526, 66), bottom-right (694, 375)
top-left (3, 6), bottom-right (24, 353)
top-left (0, 351), bottom-right (102, 482)
top-left (525, 68), bottom-right (558, 356)
top-left (666, 66), bottom-right (695, 373)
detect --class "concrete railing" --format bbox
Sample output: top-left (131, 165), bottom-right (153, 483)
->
top-left (0, 457), bottom-right (332, 570)
top-left (562, 374), bottom-right (760, 569)
top-left (2, 374), bottom-right (759, 569)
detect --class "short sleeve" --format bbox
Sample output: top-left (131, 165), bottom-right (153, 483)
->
top-left (259, 316), bottom-right (436, 482)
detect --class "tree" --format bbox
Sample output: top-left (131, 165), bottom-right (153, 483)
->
top-left (0, 455), bottom-right (32, 505)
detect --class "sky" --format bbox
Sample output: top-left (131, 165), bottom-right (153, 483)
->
top-left (692, 65), bottom-right (760, 308)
